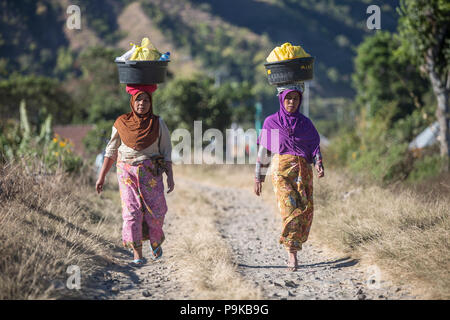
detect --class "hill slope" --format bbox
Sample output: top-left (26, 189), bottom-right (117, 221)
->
top-left (0, 0), bottom-right (399, 99)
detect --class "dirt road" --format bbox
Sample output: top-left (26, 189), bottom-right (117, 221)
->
top-left (82, 176), bottom-right (416, 300)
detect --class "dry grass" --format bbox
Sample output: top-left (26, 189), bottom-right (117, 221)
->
top-left (164, 177), bottom-right (262, 299)
top-left (0, 158), bottom-right (262, 300)
top-left (312, 170), bottom-right (450, 299)
top-left (173, 164), bottom-right (450, 299)
top-left (3, 157), bottom-right (446, 299)
top-left (98, 163), bottom-right (262, 299)
top-left (100, 164), bottom-right (262, 299)
top-left (0, 160), bottom-right (120, 299)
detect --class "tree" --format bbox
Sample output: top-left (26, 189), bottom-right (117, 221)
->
top-left (215, 80), bottom-right (256, 127)
top-left (397, 0), bottom-right (450, 171)
top-left (74, 47), bottom-right (130, 123)
top-left (153, 75), bottom-right (232, 136)
top-left (328, 29), bottom-right (437, 183)
top-left (0, 75), bottom-right (76, 125)
top-left (353, 31), bottom-right (429, 125)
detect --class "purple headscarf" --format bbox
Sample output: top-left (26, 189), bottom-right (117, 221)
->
top-left (257, 89), bottom-right (320, 163)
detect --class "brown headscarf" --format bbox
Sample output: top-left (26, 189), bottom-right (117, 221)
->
top-left (113, 91), bottom-right (160, 151)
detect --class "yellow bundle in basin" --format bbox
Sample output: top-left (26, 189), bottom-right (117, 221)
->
top-left (129, 37), bottom-right (161, 61)
top-left (266, 42), bottom-right (310, 62)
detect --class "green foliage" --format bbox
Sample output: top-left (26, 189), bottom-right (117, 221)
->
top-left (141, 1), bottom-right (275, 110)
top-left (82, 120), bottom-right (114, 156)
top-left (153, 74), bottom-right (232, 135)
top-left (0, 74), bottom-right (76, 125)
top-left (0, 119), bottom-right (22, 161)
top-left (328, 110), bottom-right (413, 183)
top-left (0, 100), bottom-right (82, 173)
top-left (155, 75), bottom-right (231, 131)
top-left (141, 3), bottom-right (269, 85)
top-left (329, 96), bottom-right (438, 183)
top-left (396, 0), bottom-right (450, 80)
top-left (309, 97), bottom-right (356, 137)
top-left (329, 28), bottom-right (439, 183)
top-left (185, 0), bottom-right (398, 97)
top-left (215, 81), bottom-right (256, 127)
top-left (326, 127), bottom-right (361, 167)
top-left (352, 31), bottom-right (429, 122)
top-left (44, 134), bottom-right (83, 173)
top-left (396, 0), bottom-right (450, 172)
top-left (71, 0), bottom-right (127, 44)
top-left (73, 47), bottom-right (130, 123)
top-left (391, 99), bottom-right (436, 143)
top-left (0, 0), bottom-right (69, 77)
top-left (54, 47), bottom-right (76, 79)
top-left (408, 154), bottom-right (444, 182)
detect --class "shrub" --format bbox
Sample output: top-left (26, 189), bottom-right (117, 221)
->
top-left (0, 100), bottom-right (82, 173)
top-left (408, 154), bottom-right (444, 182)
top-left (82, 120), bottom-right (114, 160)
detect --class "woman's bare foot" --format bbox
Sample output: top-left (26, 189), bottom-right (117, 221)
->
top-left (287, 251), bottom-right (298, 271)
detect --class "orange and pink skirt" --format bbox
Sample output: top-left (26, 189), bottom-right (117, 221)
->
top-left (116, 159), bottom-right (167, 251)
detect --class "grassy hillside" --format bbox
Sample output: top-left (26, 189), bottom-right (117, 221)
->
top-left (0, 160), bottom-right (122, 299)
top-left (0, 0), bottom-right (398, 94)
top-left (186, 0), bottom-right (399, 97)
top-left (0, 0), bottom-right (69, 77)
top-left (0, 0), bottom-right (402, 133)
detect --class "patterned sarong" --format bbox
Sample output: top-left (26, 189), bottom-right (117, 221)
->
top-left (116, 159), bottom-right (167, 251)
top-left (271, 153), bottom-right (314, 252)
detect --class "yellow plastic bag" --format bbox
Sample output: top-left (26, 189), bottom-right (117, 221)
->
top-left (266, 42), bottom-right (310, 62)
top-left (129, 37), bottom-right (161, 61)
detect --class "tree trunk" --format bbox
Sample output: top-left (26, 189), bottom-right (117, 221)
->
top-left (426, 52), bottom-right (449, 172)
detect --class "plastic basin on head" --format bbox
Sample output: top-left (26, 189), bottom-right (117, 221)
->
top-left (264, 57), bottom-right (314, 85)
top-left (116, 60), bottom-right (169, 84)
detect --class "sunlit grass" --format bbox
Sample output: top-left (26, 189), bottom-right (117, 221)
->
top-left (174, 163), bottom-right (450, 299)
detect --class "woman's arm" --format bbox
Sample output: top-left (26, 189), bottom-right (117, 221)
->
top-left (158, 119), bottom-right (175, 193)
top-left (165, 160), bottom-right (174, 193)
top-left (254, 145), bottom-right (272, 196)
top-left (96, 156), bottom-right (115, 194)
top-left (96, 126), bottom-right (120, 194)
top-left (159, 118), bottom-right (172, 162)
top-left (313, 147), bottom-right (324, 178)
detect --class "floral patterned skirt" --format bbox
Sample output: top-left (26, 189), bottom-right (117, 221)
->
top-left (116, 159), bottom-right (167, 251)
top-left (271, 153), bottom-right (314, 252)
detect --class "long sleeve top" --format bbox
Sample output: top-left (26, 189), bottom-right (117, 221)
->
top-left (255, 145), bottom-right (323, 182)
top-left (104, 117), bottom-right (172, 164)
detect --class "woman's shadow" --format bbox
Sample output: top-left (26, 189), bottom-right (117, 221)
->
top-left (237, 256), bottom-right (359, 270)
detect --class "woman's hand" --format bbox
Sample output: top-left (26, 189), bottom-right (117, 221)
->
top-left (96, 156), bottom-right (115, 194)
top-left (166, 175), bottom-right (175, 194)
top-left (315, 163), bottom-right (325, 178)
top-left (96, 176), bottom-right (105, 194)
top-left (254, 181), bottom-right (263, 196)
top-left (165, 161), bottom-right (175, 194)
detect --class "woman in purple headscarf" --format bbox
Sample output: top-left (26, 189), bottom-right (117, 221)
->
top-left (254, 84), bottom-right (324, 271)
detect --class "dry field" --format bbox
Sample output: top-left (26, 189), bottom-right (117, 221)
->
top-left (173, 164), bottom-right (450, 299)
top-left (0, 160), bottom-right (122, 299)
top-left (0, 161), bottom-right (448, 299)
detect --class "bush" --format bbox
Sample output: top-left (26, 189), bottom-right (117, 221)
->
top-left (74, 47), bottom-right (130, 123)
top-left (408, 154), bottom-right (444, 182)
top-left (327, 109), bottom-right (415, 183)
top-left (82, 120), bottom-right (114, 159)
top-left (153, 74), bottom-right (232, 134)
top-left (326, 29), bottom-right (439, 184)
top-left (0, 100), bottom-right (82, 174)
top-left (0, 74), bottom-right (76, 125)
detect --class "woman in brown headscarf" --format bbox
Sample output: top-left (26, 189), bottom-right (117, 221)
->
top-left (96, 89), bottom-right (174, 265)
